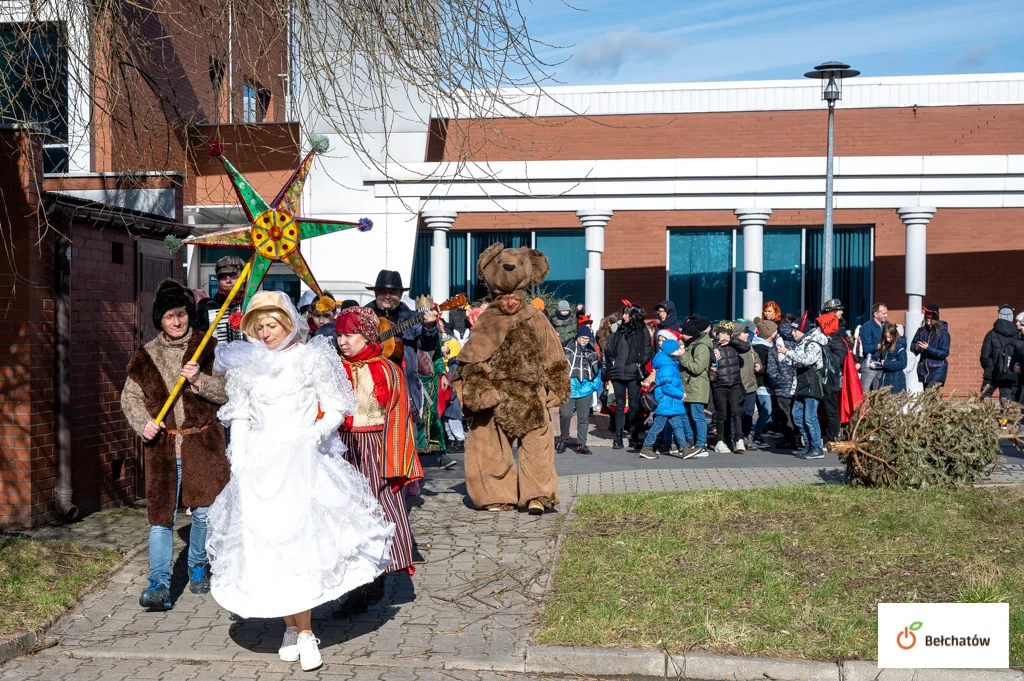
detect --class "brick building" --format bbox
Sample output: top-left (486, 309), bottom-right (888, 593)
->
top-left (351, 72), bottom-right (1024, 396)
top-left (0, 1), bottom-right (298, 528)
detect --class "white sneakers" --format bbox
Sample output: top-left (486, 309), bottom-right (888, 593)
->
top-left (715, 441), bottom-right (731, 454)
top-left (734, 439), bottom-right (746, 453)
top-left (278, 626), bottom-right (299, 662)
top-left (280, 628), bottom-right (322, 671)
top-left (297, 632), bottom-right (322, 671)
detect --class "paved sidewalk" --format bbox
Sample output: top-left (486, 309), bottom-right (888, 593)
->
top-left (5, 455), bottom-right (1024, 680)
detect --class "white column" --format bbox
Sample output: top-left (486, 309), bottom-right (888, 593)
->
top-left (735, 208), bottom-right (772, 321)
top-left (577, 210), bottom-right (612, 320)
top-left (185, 244), bottom-right (202, 290)
top-left (898, 207), bottom-right (936, 395)
top-left (422, 210), bottom-right (458, 303)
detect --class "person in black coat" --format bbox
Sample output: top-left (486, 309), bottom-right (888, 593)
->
top-left (363, 270), bottom-right (439, 425)
top-left (604, 303), bottom-right (653, 450)
top-left (654, 300), bottom-right (680, 333)
top-left (981, 305), bottom-right (1019, 400)
top-left (710, 323), bottom-right (751, 452)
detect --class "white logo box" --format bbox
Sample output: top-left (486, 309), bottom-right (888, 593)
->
top-left (878, 603), bottom-right (1009, 669)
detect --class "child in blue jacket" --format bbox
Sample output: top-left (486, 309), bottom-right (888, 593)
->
top-left (557, 326), bottom-right (602, 455)
top-left (640, 339), bottom-right (691, 460)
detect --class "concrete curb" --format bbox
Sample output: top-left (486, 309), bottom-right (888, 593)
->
top-left (0, 632), bottom-right (37, 666)
top-left (521, 645), bottom-right (1024, 681)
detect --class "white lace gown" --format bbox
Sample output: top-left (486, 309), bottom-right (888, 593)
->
top-left (207, 335), bottom-right (395, 618)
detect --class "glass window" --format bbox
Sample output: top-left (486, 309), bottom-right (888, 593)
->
top-left (242, 80), bottom-right (256, 123)
top-left (805, 226), bottom-right (872, 325)
top-left (535, 230), bottom-right (586, 306)
top-left (668, 229), bottom-right (733, 323)
top-left (410, 232), bottom-right (468, 301)
top-left (735, 229), bottom-right (803, 319)
top-left (470, 231), bottom-right (530, 301)
top-left (0, 22), bottom-right (68, 172)
top-left (261, 273), bottom-right (301, 304)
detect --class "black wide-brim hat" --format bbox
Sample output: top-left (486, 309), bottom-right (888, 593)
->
top-left (366, 269), bottom-right (410, 291)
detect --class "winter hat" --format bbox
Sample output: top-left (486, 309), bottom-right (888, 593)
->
top-left (340, 299), bottom-right (360, 310)
top-left (557, 300), bottom-right (571, 312)
top-left (530, 298), bottom-right (546, 311)
top-left (577, 314), bottom-right (593, 327)
top-left (656, 328), bottom-right (680, 342)
top-left (755, 317), bottom-right (778, 339)
top-left (576, 325), bottom-right (594, 342)
top-left (1017, 311), bottom-right (1024, 325)
top-left (923, 303), bottom-right (940, 321)
top-left (778, 321), bottom-right (795, 342)
top-left (335, 305), bottom-right (381, 343)
top-left (998, 304), bottom-right (1014, 322)
top-left (713, 323), bottom-right (733, 336)
top-left (152, 279), bottom-right (196, 331)
top-left (680, 318), bottom-right (702, 337)
top-left (661, 339), bottom-right (681, 355)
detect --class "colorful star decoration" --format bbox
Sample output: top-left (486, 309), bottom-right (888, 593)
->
top-left (184, 141), bottom-right (372, 308)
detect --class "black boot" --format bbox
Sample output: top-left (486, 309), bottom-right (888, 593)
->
top-left (555, 438), bottom-right (567, 453)
top-left (613, 429), bottom-right (624, 450)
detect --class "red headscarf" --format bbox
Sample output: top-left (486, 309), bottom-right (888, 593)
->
top-left (336, 307), bottom-right (389, 414)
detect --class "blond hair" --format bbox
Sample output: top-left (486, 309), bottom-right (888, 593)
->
top-left (242, 308), bottom-right (294, 338)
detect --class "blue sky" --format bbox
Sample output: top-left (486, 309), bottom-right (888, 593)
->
top-left (520, 0), bottom-right (1024, 85)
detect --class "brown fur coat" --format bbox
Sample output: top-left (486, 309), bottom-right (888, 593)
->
top-left (456, 304), bottom-right (570, 439)
top-left (125, 333), bottom-right (230, 526)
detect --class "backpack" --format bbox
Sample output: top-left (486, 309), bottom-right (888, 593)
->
top-left (997, 340), bottom-right (1017, 383)
top-left (821, 340), bottom-right (842, 390)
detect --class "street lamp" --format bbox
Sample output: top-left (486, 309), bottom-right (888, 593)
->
top-left (804, 61), bottom-right (859, 305)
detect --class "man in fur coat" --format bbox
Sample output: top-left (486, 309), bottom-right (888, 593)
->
top-left (121, 280), bottom-right (230, 611)
top-left (454, 244), bottom-right (571, 514)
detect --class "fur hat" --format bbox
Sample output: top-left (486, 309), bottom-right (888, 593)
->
top-left (152, 279), bottom-right (196, 331)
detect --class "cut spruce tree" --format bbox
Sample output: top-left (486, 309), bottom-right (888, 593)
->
top-left (830, 387), bottom-right (1023, 489)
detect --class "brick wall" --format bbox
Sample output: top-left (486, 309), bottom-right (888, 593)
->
top-left (430, 105), bottom-right (1024, 162)
top-left (67, 222), bottom-right (138, 516)
top-left (0, 128), bottom-right (56, 527)
top-left (444, 207), bottom-right (1024, 395)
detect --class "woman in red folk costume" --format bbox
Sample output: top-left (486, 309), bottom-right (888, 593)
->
top-left (333, 306), bottom-right (424, 616)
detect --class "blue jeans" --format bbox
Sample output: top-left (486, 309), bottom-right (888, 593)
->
top-left (792, 397), bottom-right (822, 450)
top-left (148, 458), bottom-right (209, 588)
top-left (643, 414), bottom-right (690, 447)
top-left (752, 392), bottom-right (773, 438)
top-left (686, 402), bottom-right (707, 447)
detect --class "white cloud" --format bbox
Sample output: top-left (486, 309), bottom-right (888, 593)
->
top-left (572, 26), bottom-right (676, 76)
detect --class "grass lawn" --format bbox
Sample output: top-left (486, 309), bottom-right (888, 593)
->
top-left (0, 536), bottom-right (121, 641)
top-left (540, 485), bottom-right (1024, 664)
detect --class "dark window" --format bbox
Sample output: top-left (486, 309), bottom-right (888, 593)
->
top-left (111, 241), bottom-right (124, 264)
top-left (0, 22), bottom-right (68, 172)
top-left (242, 79), bottom-right (270, 123)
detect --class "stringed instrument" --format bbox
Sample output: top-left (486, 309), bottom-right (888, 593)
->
top-left (379, 294), bottom-right (468, 364)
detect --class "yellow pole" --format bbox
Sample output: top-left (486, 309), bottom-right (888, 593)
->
top-left (153, 259), bottom-right (253, 426)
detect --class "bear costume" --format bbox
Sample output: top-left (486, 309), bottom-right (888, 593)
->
top-left (453, 244), bottom-right (571, 513)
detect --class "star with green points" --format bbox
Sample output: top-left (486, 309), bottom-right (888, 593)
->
top-left (184, 139), bottom-right (372, 308)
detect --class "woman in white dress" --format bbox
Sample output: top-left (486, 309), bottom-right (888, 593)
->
top-left (207, 291), bottom-right (394, 672)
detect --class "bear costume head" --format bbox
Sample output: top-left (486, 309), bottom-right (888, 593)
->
top-left (477, 243), bottom-right (550, 299)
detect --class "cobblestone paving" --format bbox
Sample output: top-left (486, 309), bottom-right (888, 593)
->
top-left (0, 657), bottom-right (575, 681)
top-left (18, 506), bottom-right (153, 555)
top-left (6, 457), bottom-right (1024, 680)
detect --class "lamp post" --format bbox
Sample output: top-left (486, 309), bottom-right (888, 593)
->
top-left (804, 61), bottom-right (859, 305)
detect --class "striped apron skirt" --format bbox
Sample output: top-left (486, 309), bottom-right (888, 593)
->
top-left (339, 429), bottom-right (415, 574)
